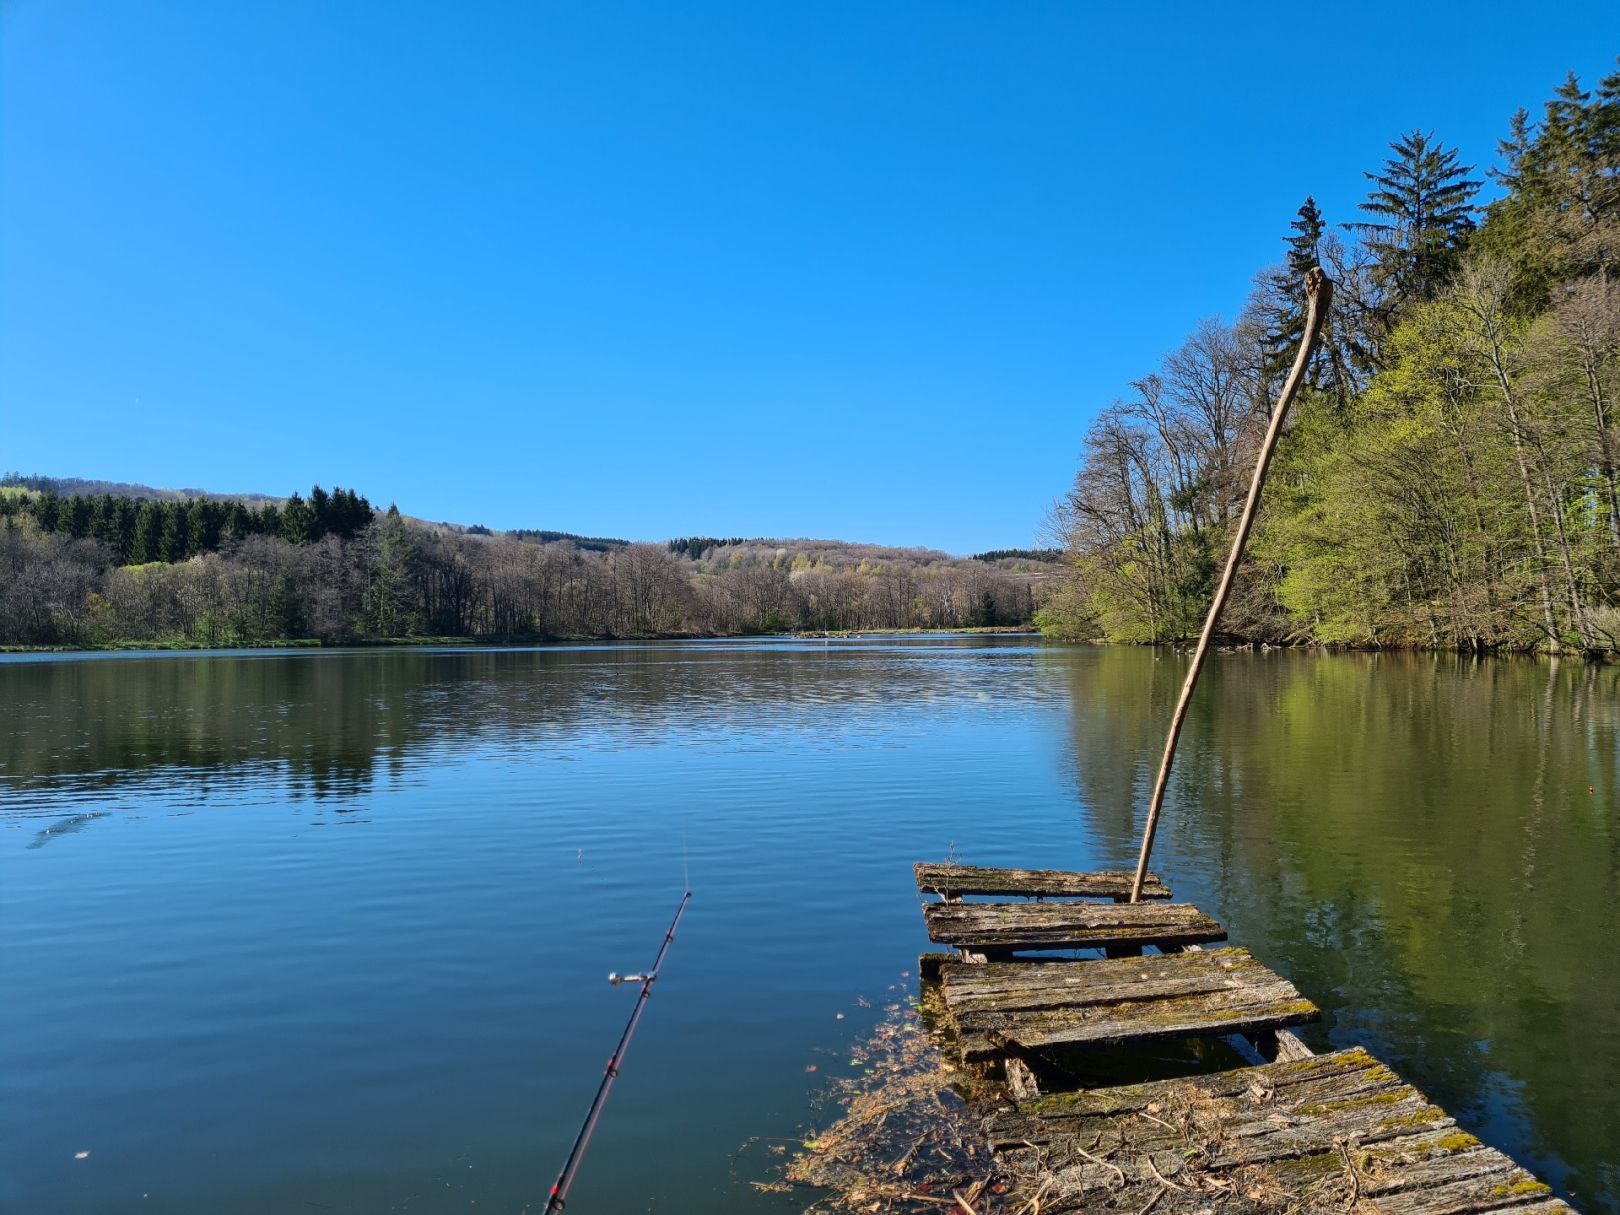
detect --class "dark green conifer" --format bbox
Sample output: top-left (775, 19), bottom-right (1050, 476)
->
top-left (1349, 130), bottom-right (1480, 308)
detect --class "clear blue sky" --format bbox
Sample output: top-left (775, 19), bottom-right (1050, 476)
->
top-left (4, 3), bottom-right (1617, 552)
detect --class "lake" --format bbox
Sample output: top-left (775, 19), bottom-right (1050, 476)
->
top-left (2, 638), bottom-right (1616, 1213)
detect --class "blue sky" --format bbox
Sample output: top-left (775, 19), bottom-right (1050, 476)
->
top-left (4, 3), bottom-right (1617, 553)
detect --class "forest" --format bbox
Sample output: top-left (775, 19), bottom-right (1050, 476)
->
top-left (0, 479), bottom-right (1050, 647)
top-left (1041, 63), bottom-right (1620, 654)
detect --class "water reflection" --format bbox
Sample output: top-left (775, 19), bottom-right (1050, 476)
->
top-left (1056, 648), bottom-right (1620, 1208)
top-left (1, 641), bottom-right (1615, 1211)
top-left (26, 811), bottom-right (111, 849)
top-left (0, 642), bottom-right (1067, 810)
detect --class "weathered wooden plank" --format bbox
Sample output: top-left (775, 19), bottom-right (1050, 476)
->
top-left (986, 1048), bottom-right (1574, 1214)
top-left (1173, 941), bottom-right (1320, 1063)
top-left (914, 862), bottom-right (1171, 900)
top-left (923, 899), bottom-right (1225, 952)
top-left (942, 947), bottom-right (1278, 1009)
top-left (941, 949), bottom-right (1316, 1059)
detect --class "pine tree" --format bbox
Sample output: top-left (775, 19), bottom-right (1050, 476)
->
top-left (90, 495), bottom-right (115, 548)
top-left (185, 499), bottom-right (211, 556)
top-left (280, 493), bottom-right (312, 544)
top-left (113, 500), bottom-right (137, 562)
top-left (1260, 198), bottom-right (1326, 378)
top-left (131, 503), bottom-right (162, 564)
top-left (36, 491), bottom-right (61, 533)
top-left (64, 495), bottom-right (93, 539)
top-left (1254, 199), bottom-right (1368, 412)
top-left (159, 502), bottom-right (190, 562)
top-left (308, 485), bottom-right (331, 542)
top-left (364, 503), bottom-right (416, 636)
top-left (1349, 130), bottom-right (1481, 312)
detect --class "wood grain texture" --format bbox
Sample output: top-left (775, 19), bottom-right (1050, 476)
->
top-left (939, 948), bottom-right (1316, 1059)
top-left (914, 862), bottom-right (1171, 900)
top-left (987, 1048), bottom-right (1574, 1213)
top-left (922, 899), bottom-right (1224, 952)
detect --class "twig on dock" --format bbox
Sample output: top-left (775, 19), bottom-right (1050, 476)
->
top-left (1069, 1143), bottom-right (1126, 1186)
top-left (1335, 1137), bottom-right (1363, 1207)
top-left (1142, 1155), bottom-right (1187, 1193)
top-left (1135, 1109), bottom-right (1179, 1136)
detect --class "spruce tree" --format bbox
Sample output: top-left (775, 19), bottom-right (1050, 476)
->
top-left (308, 485), bottom-right (331, 541)
top-left (114, 500), bottom-right (137, 562)
top-left (1256, 198), bottom-right (1367, 412)
top-left (186, 499), bottom-right (211, 556)
top-left (131, 503), bottom-right (162, 564)
top-left (160, 503), bottom-right (190, 562)
top-left (36, 491), bottom-right (61, 533)
top-left (280, 493), bottom-right (313, 544)
top-left (64, 495), bottom-right (92, 539)
top-left (1261, 198), bottom-right (1326, 379)
top-left (1349, 130), bottom-right (1481, 310)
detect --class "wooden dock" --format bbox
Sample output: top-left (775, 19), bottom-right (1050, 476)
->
top-left (913, 859), bottom-right (1574, 1214)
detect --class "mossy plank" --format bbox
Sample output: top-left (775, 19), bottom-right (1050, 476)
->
top-left (941, 947), bottom-right (1269, 1011)
top-left (986, 1048), bottom-right (1575, 1214)
top-left (914, 861), bottom-right (1171, 900)
top-left (941, 949), bottom-right (1317, 1058)
top-left (922, 899), bottom-right (1224, 951)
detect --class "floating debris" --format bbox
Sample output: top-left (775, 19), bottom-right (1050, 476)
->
top-left (757, 979), bottom-right (1022, 1213)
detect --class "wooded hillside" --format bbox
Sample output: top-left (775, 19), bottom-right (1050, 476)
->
top-left (0, 481), bottom-right (1049, 646)
top-left (1042, 62), bottom-right (1620, 654)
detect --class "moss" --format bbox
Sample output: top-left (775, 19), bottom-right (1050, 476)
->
top-left (1374, 1105), bottom-right (1445, 1133)
top-left (1298, 1090), bottom-right (1404, 1116)
top-left (1491, 1177), bottom-right (1552, 1197)
top-left (1268, 1150), bottom-right (1350, 1182)
top-left (1022, 1090), bottom-right (1114, 1115)
top-left (1432, 1131), bottom-right (1481, 1153)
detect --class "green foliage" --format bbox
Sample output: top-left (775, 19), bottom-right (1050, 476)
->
top-left (668, 536), bottom-right (747, 558)
top-left (1055, 65), bottom-right (1620, 653)
top-left (0, 484), bottom-right (373, 564)
top-left (507, 527), bottom-right (628, 552)
top-left (970, 548), bottom-right (1064, 563)
top-left (0, 501), bottom-right (1050, 647)
top-left (1349, 129), bottom-right (1482, 310)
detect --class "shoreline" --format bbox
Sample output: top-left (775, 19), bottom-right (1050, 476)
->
top-left (0, 626), bottom-right (1041, 655)
top-left (2, 629), bottom-right (1608, 661)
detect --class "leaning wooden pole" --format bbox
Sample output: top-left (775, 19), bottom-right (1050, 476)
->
top-left (1129, 267), bottom-right (1333, 903)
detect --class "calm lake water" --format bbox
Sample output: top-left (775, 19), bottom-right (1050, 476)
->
top-left (2, 638), bottom-right (1617, 1213)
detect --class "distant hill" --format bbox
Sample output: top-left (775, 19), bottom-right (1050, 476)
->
top-left (1, 472), bottom-right (285, 507)
top-left (970, 548), bottom-right (1064, 564)
top-left (2, 472), bottom-right (1056, 646)
top-left (2, 473), bottom-right (1038, 561)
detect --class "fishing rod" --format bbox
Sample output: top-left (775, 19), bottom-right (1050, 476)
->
top-left (545, 889), bottom-right (691, 1212)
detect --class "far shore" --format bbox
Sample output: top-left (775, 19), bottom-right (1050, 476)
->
top-left (0, 626), bottom-right (1041, 655)
top-left (4, 629), bottom-right (1610, 662)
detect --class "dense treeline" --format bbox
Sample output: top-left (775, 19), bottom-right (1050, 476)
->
top-left (507, 527), bottom-right (627, 552)
top-left (0, 482), bottom-right (373, 563)
top-left (0, 486), bottom-right (1049, 647)
top-left (1043, 62), bottom-right (1620, 654)
top-left (668, 536), bottom-right (746, 558)
top-left (971, 548), bottom-right (1065, 564)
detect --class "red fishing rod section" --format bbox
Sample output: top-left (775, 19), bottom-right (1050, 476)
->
top-left (545, 890), bottom-right (691, 1212)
